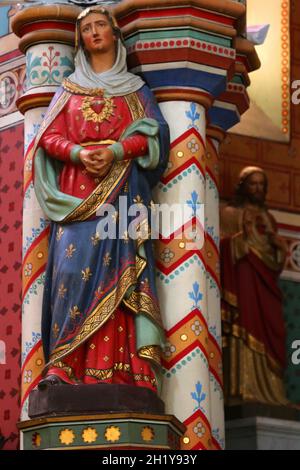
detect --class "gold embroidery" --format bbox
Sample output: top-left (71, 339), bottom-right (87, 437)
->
top-left (89, 343), bottom-right (95, 350)
top-left (80, 96), bottom-right (116, 124)
top-left (63, 78), bottom-right (104, 97)
top-left (139, 345), bottom-right (161, 369)
top-left (86, 363), bottom-right (130, 380)
top-left (118, 326), bottom-right (123, 333)
top-left (80, 139), bottom-right (116, 147)
top-left (104, 336), bottom-right (110, 342)
top-left (65, 244), bottom-right (76, 259)
top-left (53, 360), bottom-right (74, 380)
top-left (124, 93), bottom-right (145, 120)
top-left (62, 161), bottom-right (131, 223)
top-left (81, 267), bottom-right (92, 282)
top-left (103, 356), bottom-right (109, 363)
top-left (58, 283), bottom-right (67, 299)
top-left (123, 290), bottom-right (163, 329)
top-left (70, 305), bottom-right (81, 320)
top-left (85, 363), bottom-right (156, 386)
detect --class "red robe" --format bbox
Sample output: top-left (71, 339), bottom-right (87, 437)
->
top-left (220, 203), bottom-right (287, 403)
top-left (40, 94), bottom-right (148, 197)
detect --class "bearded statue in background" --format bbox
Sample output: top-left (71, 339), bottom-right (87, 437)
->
top-left (220, 166), bottom-right (288, 406)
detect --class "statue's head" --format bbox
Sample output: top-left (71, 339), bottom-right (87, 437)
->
top-left (75, 5), bottom-right (121, 58)
top-left (234, 166), bottom-right (268, 207)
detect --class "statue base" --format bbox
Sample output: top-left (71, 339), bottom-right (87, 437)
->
top-left (225, 403), bottom-right (300, 450)
top-left (18, 384), bottom-right (186, 450)
top-left (28, 383), bottom-right (164, 418)
top-left (19, 412), bottom-right (185, 450)
top-left (225, 403), bottom-right (300, 422)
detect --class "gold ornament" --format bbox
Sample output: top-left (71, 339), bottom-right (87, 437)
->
top-left (59, 429), bottom-right (75, 446)
top-left (82, 427), bottom-right (98, 444)
top-left (32, 432), bottom-right (42, 448)
top-left (141, 426), bottom-right (155, 442)
top-left (81, 96), bottom-right (115, 124)
top-left (104, 426), bottom-right (121, 442)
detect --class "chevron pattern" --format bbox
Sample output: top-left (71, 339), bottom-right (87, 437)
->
top-left (21, 118), bottom-right (48, 415)
top-left (155, 102), bottom-right (224, 450)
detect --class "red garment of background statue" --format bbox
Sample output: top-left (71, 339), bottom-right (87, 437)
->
top-left (220, 166), bottom-right (288, 405)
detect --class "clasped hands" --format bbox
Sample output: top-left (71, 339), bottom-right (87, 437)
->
top-left (79, 147), bottom-right (114, 177)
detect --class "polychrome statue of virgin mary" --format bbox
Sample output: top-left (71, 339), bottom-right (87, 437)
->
top-left (27, 5), bottom-right (170, 394)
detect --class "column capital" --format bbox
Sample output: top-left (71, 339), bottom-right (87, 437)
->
top-left (112, 0), bottom-right (251, 110)
top-left (11, 4), bottom-right (80, 53)
top-left (12, 4), bottom-right (80, 114)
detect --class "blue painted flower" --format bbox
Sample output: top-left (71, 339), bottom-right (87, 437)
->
top-left (186, 191), bottom-right (200, 218)
top-left (188, 282), bottom-right (203, 308)
top-left (191, 381), bottom-right (206, 411)
top-left (185, 102), bottom-right (200, 130)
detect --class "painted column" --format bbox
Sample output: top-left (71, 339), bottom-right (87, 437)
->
top-left (114, 0), bottom-right (258, 450)
top-left (155, 99), bottom-right (214, 450)
top-left (205, 127), bottom-right (226, 449)
top-left (12, 4), bottom-right (80, 419)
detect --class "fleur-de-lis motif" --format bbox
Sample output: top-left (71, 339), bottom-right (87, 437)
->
top-left (65, 243), bottom-right (76, 259)
top-left (58, 283), bottom-right (67, 299)
top-left (91, 232), bottom-right (101, 246)
top-left (82, 267), bottom-right (92, 282)
top-left (133, 195), bottom-right (144, 207)
top-left (69, 305), bottom-right (81, 320)
top-left (103, 252), bottom-right (112, 267)
top-left (56, 227), bottom-right (64, 241)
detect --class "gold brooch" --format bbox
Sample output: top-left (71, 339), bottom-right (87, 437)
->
top-left (81, 96), bottom-right (115, 124)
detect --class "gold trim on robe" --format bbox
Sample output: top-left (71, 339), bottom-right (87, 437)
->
top-left (62, 160), bottom-right (131, 223)
top-left (49, 257), bottom-right (146, 366)
top-left (223, 336), bottom-right (289, 406)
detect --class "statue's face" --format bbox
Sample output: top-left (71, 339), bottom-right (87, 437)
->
top-left (80, 12), bottom-right (116, 55)
top-left (244, 172), bottom-right (266, 205)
